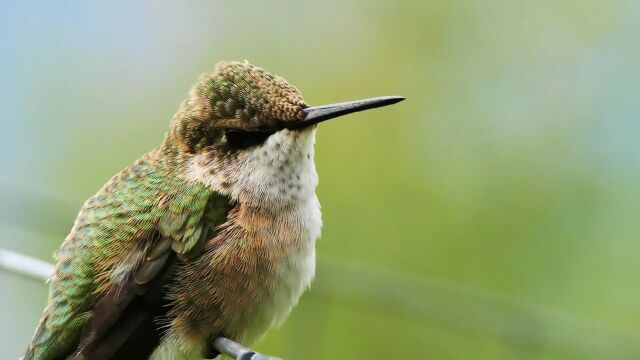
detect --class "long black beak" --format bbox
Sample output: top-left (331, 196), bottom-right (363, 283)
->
top-left (285, 96), bottom-right (405, 130)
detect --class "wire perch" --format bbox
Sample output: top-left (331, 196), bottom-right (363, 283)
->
top-left (213, 337), bottom-right (281, 360)
top-left (0, 248), bottom-right (280, 360)
top-left (0, 248), bottom-right (55, 282)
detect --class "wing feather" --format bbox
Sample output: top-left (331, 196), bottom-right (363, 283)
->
top-left (69, 235), bottom-right (176, 360)
top-left (24, 156), bottom-right (232, 360)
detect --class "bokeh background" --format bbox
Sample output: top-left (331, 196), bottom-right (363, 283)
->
top-left (1, 1), bottom-right (639, 359)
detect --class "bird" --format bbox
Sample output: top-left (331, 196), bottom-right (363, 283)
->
top-left (23, 60), bottom-right (404, 360)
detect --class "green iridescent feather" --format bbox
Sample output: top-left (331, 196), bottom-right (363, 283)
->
top-left (24, 152), bottom-right (230, 360)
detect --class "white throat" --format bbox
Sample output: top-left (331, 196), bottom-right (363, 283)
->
top-left (185, 128), bottom-right (319, 209)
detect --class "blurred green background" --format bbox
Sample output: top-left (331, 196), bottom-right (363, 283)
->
top-left (1, 1), bottom-right (640, 359)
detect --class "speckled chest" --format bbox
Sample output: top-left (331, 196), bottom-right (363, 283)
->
top-left (234, 194), bottom-right (320, 342)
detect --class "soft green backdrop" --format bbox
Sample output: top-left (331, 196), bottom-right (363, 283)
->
top-left (1, 1), bottom-right (639, 359)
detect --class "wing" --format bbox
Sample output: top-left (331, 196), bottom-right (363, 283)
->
top-left (70, 234), bottom-right (177, 360)
top-left (70, 193), bottom-right (231, 360)
top-left (24, 156), bottom-right (231, 360)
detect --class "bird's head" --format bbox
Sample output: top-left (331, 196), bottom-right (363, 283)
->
top-left (165, 61), bottom-right (403, 206)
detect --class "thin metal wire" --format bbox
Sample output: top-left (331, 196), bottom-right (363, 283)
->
top-left (213, 337), bottom-right (281, 360)
top-left (0, 248), bottom-right (54, 281)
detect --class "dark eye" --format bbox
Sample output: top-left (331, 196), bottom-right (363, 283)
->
top-left (224, 129), bottom-right (274, 149)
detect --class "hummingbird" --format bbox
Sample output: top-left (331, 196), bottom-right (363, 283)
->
top-left (23, 61), bottom-right (404, 360)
